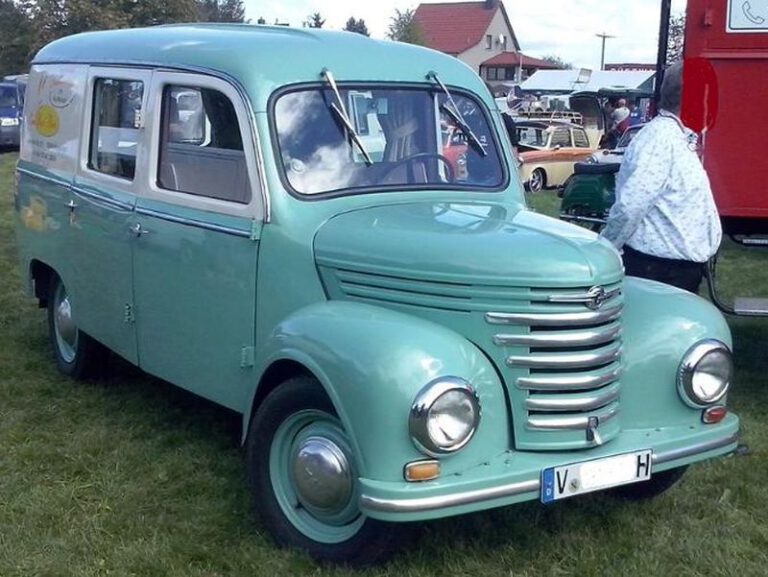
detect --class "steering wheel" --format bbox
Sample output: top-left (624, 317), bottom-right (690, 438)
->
top-left (381, 153), bottom-right (455, 184)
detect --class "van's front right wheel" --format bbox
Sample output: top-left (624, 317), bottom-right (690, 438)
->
top-left (246, 376), bottom-right (406, 565)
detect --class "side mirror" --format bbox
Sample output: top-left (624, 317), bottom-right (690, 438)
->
top-left (553, 144), bottom-right (562, 151)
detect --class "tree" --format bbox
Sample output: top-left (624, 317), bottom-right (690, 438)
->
top-left (22, 0), bottom-right (198, 54)
top-left (197, 0), bottom-right (245, 23)
top-left (306, 12), bottom-right (324, 28)
top-left (0, 0), bottom-right (34, 75)
top-left (666, 13), bottom-right (685, 65)
top-left (541, 54), bottom-right (572, 70)
top-left (387, 8), bottom-right (423, 44)
top-left (343, 16), bottom-right (369, 36)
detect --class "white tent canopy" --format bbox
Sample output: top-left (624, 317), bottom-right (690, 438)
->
top-left (520, 69), bottom-right (655, 94)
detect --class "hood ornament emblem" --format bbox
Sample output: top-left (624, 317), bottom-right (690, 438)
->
top-left (585, 286), bottom-right (607, 310)
top-left (547, 285), bottom-right (619, 310)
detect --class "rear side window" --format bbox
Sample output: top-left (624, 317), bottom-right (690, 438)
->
top-left (158, 85), bottom-right (251, 204)
top-left (89, 78), bottom-right (143, 179)
top-left (550, 128), bottom-right (572, 148)
top-left (573, 129), bottom-right (590, 148)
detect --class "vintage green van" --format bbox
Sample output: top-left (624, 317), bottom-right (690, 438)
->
top-left (14, 25), bottom-right (739, 564)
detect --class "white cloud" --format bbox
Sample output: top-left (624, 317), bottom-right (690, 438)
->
top-left (241, 0), bottom-right (687, 69)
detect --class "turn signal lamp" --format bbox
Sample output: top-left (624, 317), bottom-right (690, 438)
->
top-left (404, 460), bottom-right (441, 482)
top-left (702, 405), bottom-right (727, 424)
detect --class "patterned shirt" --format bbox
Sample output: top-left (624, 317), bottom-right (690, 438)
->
top-left (601, 110), bottom-right (722, 263)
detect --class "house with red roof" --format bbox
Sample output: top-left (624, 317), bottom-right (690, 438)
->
top-left (413, 0), bottom-right (558, 94)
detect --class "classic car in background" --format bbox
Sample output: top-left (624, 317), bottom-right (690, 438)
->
top-left (588, 123), bottom-right (645, 164)
top-left (559, 122), bottom-right (647, 229)
top-left (516, 120), bottom-right (595, 192)
top-left (441, 124), bottom-right (469, 180)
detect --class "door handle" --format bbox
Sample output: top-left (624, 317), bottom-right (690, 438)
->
top-left (130, 223), bottom-right (151, 237)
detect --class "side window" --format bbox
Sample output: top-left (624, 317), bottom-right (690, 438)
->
top-left (550, 128), bottom-right (572, 148)
top-left (89, 78), bottom-right (144, 179)
top-left (158, 85), bottom-right (251, 204)
top-left (573, 129), bottom-right (590, 148)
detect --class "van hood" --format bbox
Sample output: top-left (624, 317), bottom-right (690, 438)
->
top-left (314, 202), bottom-right (622, 289)
top-left (0, 105), bottom-right (18, 119)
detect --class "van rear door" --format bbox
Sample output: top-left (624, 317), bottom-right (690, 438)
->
top-left (70, 67), bottom-right (153, 364)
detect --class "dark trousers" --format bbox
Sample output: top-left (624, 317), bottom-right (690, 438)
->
top-left (622, 245), bottom-right (705, 294)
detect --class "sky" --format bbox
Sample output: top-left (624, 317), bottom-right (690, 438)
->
top-left (241, 0), bottom-right (687, 70)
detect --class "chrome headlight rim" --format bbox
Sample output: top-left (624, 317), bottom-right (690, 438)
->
top-left (409, 376), bottom-right (481, 457)
top-left (677, 339), bottom-right (732, 408)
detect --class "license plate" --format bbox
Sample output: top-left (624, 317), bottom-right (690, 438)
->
top-left (541, 450), bottom-right (652, 503)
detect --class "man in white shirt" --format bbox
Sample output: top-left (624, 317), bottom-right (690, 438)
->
top-left (600, 62), bottom-right (722, 293)
top-left (611, 98), bottom-right (630, 130)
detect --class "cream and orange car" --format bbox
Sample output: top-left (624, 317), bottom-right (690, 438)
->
top-left (516, 120), bottom-right (595, 192)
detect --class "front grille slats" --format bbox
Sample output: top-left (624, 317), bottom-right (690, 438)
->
top-left (493, 322), bottom-right (621, 348)
top-left (485, 306), bottom-right (622, 327)
top-left (527, 402), bottom-right (620, 431)
top-left (488, 281), bottom-right (624, 450)
top-left (506, 341), bottom-right (621, 369)
top-left (517, 366), bottom-right (622, 390)
top-left (526, 382), bottom-right (621, 412)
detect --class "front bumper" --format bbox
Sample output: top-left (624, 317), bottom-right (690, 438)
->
top-left (359, 415), bottom-right (739, 522)
top-left (0, 124), bottom-right (20, 147)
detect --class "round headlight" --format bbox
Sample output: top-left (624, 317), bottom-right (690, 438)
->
top-left (410, 377), bottom-right (481, 456)
top-left (677, 340), bottom-right (732, 408)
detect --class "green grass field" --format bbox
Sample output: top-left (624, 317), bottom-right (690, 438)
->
top-left (2, 156), bottom-right (767, 576)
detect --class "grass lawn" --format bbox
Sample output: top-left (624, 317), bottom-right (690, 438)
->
top-left (1, 156), bottom-right (767, 576)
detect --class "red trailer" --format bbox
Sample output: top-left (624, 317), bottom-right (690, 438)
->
top-left (677, 0), bottom-right (768, 314)
top-left (682, 0), bottom-right (768, 236)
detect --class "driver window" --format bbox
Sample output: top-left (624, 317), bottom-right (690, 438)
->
top-left (158, 85), bottom-right (251, 204)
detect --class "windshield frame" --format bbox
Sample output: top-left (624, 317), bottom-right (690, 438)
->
top-left (268, 81), bottom-right (509, 200)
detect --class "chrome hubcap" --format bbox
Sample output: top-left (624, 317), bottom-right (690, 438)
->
top-left (291, 436), bottom-right (353, 517)
top-left (54, 287), bottom-right (78, 363)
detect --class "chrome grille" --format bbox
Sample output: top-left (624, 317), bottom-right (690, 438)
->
top-left (487, 282), bottom-right (624, 450)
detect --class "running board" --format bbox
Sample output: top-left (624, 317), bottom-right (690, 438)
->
top-left (706, 256), bottom-right (768, 317)
top-left (734, 297), bottom-right (768, 315)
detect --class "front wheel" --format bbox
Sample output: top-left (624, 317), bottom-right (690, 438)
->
top-left (47, 275), bottom-right (106, 379)
top-left (246, 376), bottom-right (406, 565)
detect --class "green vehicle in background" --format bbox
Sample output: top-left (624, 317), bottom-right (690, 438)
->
top-left (14, 25), bottom-right (739, 564)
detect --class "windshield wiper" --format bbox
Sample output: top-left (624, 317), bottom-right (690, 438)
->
top-left (321, 68), bottom-right (373, 166)
top-left (427, 71), bottom-right (487, 157)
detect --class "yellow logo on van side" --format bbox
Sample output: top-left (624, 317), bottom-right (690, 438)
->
top-left (22, 196), bottom-right (48, 232)
top-left (34, 105), bottom-right (60, 137)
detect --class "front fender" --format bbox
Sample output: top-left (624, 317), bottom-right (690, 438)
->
top-left (252, 301), bottom-right (510, 482)
top-left (620, 277), bottom-right (732, 428)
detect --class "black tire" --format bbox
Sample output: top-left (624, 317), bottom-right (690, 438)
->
top-left (609, 466), bottom-right (688, 500)
top-left (528, 168), bottom-right (546, 192)
top-left (246, 376), bottom-right (407, 566)
top-left (47, 275), bottom-right (106, 379)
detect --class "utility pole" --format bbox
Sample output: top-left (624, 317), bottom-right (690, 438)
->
top-left (595, 32), bottom-right (616, 70)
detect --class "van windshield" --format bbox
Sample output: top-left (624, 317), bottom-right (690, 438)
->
top-left (273, 86), bottom-right (505, 195)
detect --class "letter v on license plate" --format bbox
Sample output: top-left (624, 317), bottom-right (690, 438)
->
top-left (541, 450), bottom-right (652, 503)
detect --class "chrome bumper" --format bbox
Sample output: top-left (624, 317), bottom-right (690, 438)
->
top-left (360, 430), bottom-right (739, 516)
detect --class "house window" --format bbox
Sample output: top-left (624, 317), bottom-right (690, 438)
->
top-left (486, 67), bottom-right (497, 80)
top-left (485, 35), bottom-right (492, 49)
